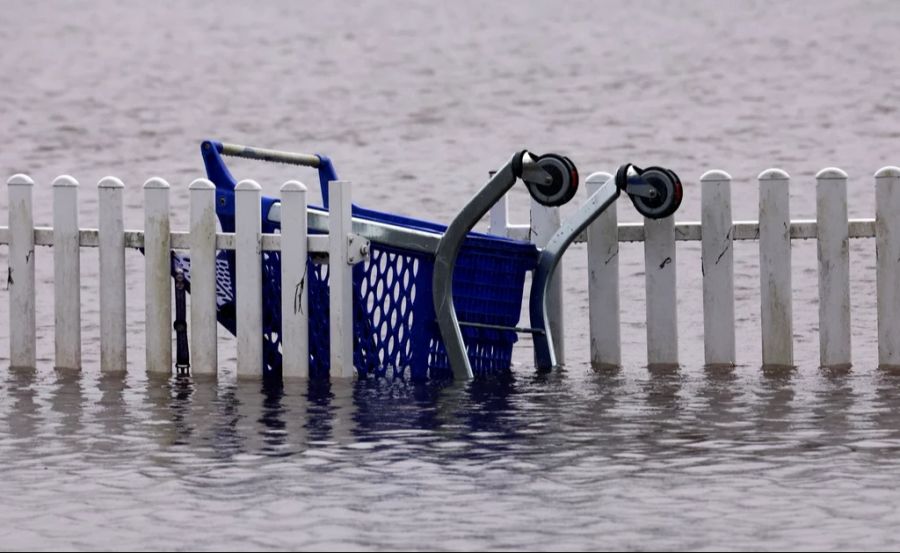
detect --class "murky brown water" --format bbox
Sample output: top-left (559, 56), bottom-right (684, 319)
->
top-left (2, 0), bottom-right (900, 549)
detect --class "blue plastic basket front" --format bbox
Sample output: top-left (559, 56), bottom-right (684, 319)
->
top-left (173, 142), bottom-right (538, 380)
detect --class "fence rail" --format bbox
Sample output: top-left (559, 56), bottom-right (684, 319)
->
top-left (0, 219), bottom-right (882, 249)
top-left (3, 165), bottom-right (900, 378)
top-left (502, 218), bottom-right (880, 243)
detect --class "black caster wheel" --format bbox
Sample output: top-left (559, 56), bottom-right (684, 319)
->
top-left (618, 164), bottom-right (683, 219)
top-left (526, 153), bottom-right (579, 207)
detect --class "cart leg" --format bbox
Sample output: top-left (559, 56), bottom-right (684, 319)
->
top-left (433, 152), bottom-right (555, 379)
top-left (531, 174), bottom-right (620, 370)
top-left (434, 162), bottom-right (520, 379)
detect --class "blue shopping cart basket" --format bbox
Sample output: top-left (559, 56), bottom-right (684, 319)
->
top-left (172, 140), bottom-right (683, 380)
top-left (173, 141), bottom-right (543, 381)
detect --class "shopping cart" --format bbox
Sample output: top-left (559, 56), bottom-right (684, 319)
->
top-left (171, 140), bottom-right (682, 380)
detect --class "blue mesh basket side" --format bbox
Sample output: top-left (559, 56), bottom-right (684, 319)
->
top-left (352, 243), bottom-right (436, 381)
top-left (198, 140), bottom-right (538, 379)
top-left (307, 261), bottom-right (331, 379)
top-left (177, 227), bottom-right (536, 380)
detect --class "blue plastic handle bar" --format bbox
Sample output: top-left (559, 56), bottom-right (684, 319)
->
top-left (200, 140), bottom-right (339, 230)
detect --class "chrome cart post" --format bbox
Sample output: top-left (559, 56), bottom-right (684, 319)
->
top-left (530, 173), bottom-right (621, 370)
top-left (433, 152), bottom-right (554, 379)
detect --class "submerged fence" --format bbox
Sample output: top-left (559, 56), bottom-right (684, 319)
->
top-left (1, 174), bottom-right (368, 379)
top-left (2, 165), bottom-right (900, 378)
top-left (490, 166), bottom-right (900, 370)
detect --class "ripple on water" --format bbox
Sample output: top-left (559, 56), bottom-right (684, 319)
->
top-left (3, 0), bottom-right (900, 549)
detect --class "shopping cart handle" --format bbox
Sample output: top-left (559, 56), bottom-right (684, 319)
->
top-left (215, 142), bottom-right (321, 169)
top-left (202, 139), bottom-right (340, 220)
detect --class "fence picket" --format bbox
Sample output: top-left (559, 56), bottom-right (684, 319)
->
top-left (7, 174), bottom-right (35, 368)
top-left (816, 168), bottom-right (852, 368)
top-left (144, 178), bottom-right (172, 374)
top-left (235, 180), bottom-right (263, 377)
top-left (876, 166), bottom-right (900, 368)
top-left (701, 170), bottom-right (735, 366)
top-left (758, 169), bottom-right (794, 367)
top-left (586, 172), bottom-right (621, 368)
top-left (531, 202), bottom-right (565, 364)
top-left (281, 180), bottom-right (309, 379)
top-left (98, 177), bottom-right (127, 372)
top-left (329, 180), bottom-right (354, 378)
top-left (189, 179), bottom-right (217, 375)
top-left (53, 175), bottom-right (81, 370)
top-left (644, 216), bottom-right (678, 366)
top-left (489, 186), bottom-right (508, 236)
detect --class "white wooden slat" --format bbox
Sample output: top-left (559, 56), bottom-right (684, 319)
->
top-left (816, 167), bottom-right (852, 368)
top-left (329, 180), bottom-right (354, 379)
top-left (875, 166), bottom-right (900, 368)
top-left (7, 174), bottom-right (36, 368)
top-left (280, 180), bottom-right (309, 379)
top-left (489, 186), bottom-right (509, 237)
top-left (53, 175), bottom-right (81, 370)
top-left (700, 170), bottom-right (736, 366)
top-left (585, 172), bottom-right (621, 368)
top-left (235, 180), bottom-right (263, 378)
top-left (758, 169), bottom-right (794, 367)
top-left (98, 177), bottom-right (127, 373)
top-left (644, 216), bottom-right (678, 366)
top-left (144, 177), bottom-right (172, 375)
top-left (531, 201), bottom-right (565, 364)
top-left (189, 179), bottom-right (217, 375)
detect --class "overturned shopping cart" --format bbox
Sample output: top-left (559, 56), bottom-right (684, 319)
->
top-left (172, 140), bottom-right (682, 380)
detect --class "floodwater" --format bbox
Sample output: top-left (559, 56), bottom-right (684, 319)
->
top-left (2, 0), bottom-right (900, 550)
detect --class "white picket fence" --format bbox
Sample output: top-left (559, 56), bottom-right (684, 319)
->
top-left (490, 166), bottom-right (900, 370)
top-left (2, 165), bottom-right (900, 377)
top-left (1, 174), bottom-right (366, 379)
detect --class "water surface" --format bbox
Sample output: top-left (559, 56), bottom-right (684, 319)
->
top-left (2, 0), bottom-right (900, 550)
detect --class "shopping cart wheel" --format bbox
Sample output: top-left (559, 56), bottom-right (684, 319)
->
top-left (619, 164), bottom-right (683, 219)
top-left (526, 154), bottom-right (579, 207)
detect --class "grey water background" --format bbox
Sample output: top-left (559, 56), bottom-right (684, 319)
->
top-left (2, 0), bottom-right (900, 550)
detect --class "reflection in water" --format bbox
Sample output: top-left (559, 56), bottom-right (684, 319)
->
top-left (51, 369), bottom-right (84, 438)
top-left (757, 365), bottom-right (797, 437)
top-left (97, 372), bottom-right (128, 441)
top-left (5, 368), bottom-right (39, 442)
top-left (4, 367), bottom-right (900, 549)
top-left (644, 364), bottom-right (684, 413)
top-left (351, 379), bottom-right (445, 435)
top-left (258, 380), bottom-right (288, 456)
top-left (871, 368), bottom-right (900, 450)
top-left (816, 366), bottom-right (855, 441)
